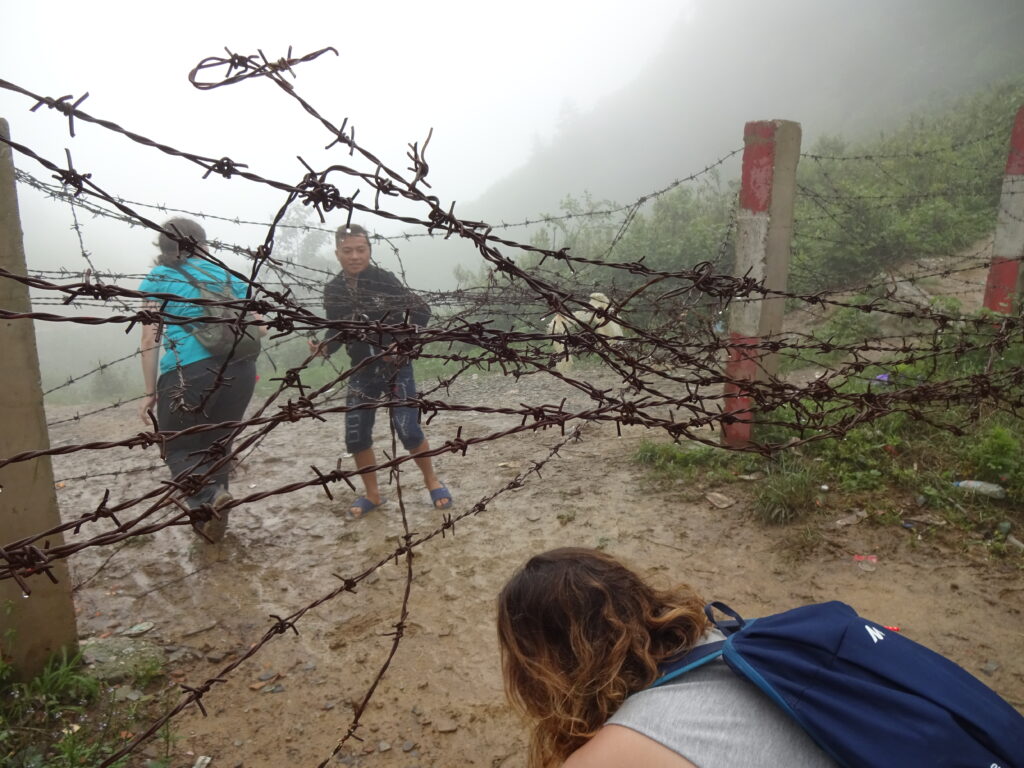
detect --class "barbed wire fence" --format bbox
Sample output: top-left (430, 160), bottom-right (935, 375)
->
top-left (1, 48), bottom-right (1022, 765)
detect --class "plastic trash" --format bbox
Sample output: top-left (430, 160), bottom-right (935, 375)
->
top-left (904, 513), bottom-right (947, 528)
top-left (705, 492), bottom-right (735, 509)
top-left (835, 509), bottom-right (868, 527)
top-left (952, 480), bottom-right (1006, 499)
top-left (121, 621), bottom-right (154, 637)
top-left (852, 554), bottom-right (878, 572)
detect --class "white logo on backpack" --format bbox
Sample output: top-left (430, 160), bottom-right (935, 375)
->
top-left (865, 625), bottom-right (886, 644)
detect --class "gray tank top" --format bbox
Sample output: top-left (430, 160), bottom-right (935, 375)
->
top-left (607, 632), bottom-right (838, 767)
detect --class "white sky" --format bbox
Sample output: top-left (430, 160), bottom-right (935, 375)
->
top-left (0, 0), bottom-right (688, 272)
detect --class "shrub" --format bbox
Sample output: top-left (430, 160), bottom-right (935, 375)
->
top-left (753, 458), bottom-right (820, 525)
top-left (634, 441), bottom-right (743, 483)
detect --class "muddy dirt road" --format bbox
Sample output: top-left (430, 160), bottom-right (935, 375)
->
top-left (49, 366), bottom-right (1024, 768)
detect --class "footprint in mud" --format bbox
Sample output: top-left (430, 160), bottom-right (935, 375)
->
top-left (324, 611), bottom-right (390, 648)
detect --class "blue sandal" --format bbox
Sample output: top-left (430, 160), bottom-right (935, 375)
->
top-left (429, 483), bottom-right (453, 510)
top-left (347, 496), bottom-right (386, 521)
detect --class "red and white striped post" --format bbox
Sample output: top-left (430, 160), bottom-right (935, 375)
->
top-left (722, 120), bottom-right (801, 448)
top-left (983, 105), bottom-right (1024, 314)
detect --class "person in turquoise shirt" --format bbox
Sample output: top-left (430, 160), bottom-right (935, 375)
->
top-left (137, 218), bottom-right (261, 542)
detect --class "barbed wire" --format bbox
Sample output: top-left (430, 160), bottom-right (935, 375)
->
top-left (798, 186), bottom-right (1011, 204)
top-left (798, 126), bottom-right (1006, 161)
top-left (18, 161), bottom-right (721, 241)
top-left (1, 52), bottom-right (1022, 767)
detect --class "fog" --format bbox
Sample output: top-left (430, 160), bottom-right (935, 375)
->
top-left (0, 0), bottom-right (684, 275)
top-left (2, 0), bottom-right (1022, 383)
top-left (452, 0), bottom-right (1024, 276)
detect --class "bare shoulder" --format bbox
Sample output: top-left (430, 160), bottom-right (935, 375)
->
top-left (563, 725), bottom-right (697, 768)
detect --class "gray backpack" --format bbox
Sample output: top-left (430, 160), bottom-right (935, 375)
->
top-left (171, 263), bottom-right (261, 360)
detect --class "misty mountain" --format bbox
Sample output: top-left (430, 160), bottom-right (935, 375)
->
top-left (403, 0), bottom-right (1024, 288)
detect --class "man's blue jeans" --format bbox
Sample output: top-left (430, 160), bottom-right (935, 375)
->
top-left (344, 361), bottom-right (425, 453)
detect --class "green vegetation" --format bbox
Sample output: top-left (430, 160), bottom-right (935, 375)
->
top-left (777, 295), bottom-right (882, 373)
top-left (39, 78), bottom-right (1024, 409)
top-left (766, 309), bottom-right (1024, 490)
top-left (634, 440), bottom-right (822, 526)
top-left (636, 419), bottom-right (1021, 540)
top-left (618, 79), bottom-right (1024, 548)
top-left (752, 456), bottom-right (820, 526)
top-left (634, 315), bottom-right (1024, 543)
top-left (489, 77), bottom-right (1024, 319)
top-left (634, 441), bottom-right (753, 485)
top-left (791, 81), bottom-right (1024, 294)
top-left (0, 646), bottom-right (172, 768)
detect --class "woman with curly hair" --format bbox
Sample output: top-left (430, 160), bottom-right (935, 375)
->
top-left (496, 548), bottom-right (835, 767)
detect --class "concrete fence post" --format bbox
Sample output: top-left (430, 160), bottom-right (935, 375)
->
top-left (722, 119), bottom-right (801, 448)
top-left (0, 118), bottom-right (79, 680)
top-left (983, 105), bottom-right (1024, 314)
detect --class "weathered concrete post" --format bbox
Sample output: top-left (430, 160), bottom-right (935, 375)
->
top-left (983, 105), bottom-right (1024, 313)
top-left (722, 119), bottom-right (801, 448)
top-left (0, 118), bottom-right (79, 679)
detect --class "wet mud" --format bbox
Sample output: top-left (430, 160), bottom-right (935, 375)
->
top-left (47, 365), bottom-right (1024, 767)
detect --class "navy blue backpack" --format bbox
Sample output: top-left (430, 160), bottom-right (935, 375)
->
top-left (654, 601), bottom-right (1024, 768)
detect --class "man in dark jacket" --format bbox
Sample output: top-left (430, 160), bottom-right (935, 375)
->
top-left (311, 224), bottom-right (452, 519)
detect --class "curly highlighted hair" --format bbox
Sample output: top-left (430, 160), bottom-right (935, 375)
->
top-left (496, 547), bottom-right (709, 768)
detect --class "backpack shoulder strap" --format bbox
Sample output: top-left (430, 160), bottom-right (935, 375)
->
top-left (653, 639), bottom-right (727, 687)
top-left (166, 265), bottom-right (216, 336)
top-left (169, 263), bottom-right (204, 291)
top-left (171, 261), bottom-right (229, 291)
top-left (704, 601), bottom-right (746, 631)
top-left (652, 602), bottom-right (750, 688)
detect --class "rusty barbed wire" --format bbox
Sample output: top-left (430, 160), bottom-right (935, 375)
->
top-left (798, 186), bottom-right (1012, 204)
top-left (188, 46), bottom-right (339, 91)
top-left (17, 157), bottom-right (743, 245)
top-left (798, 126), bottom-right (1006, 161)
top-left (93, 428), bottom-right (581, 768)
top-left (1, 54), bottom-right (1022, 767)
top-left (42, 348), bottom-right (144, 396)
top-left (5, 307), bottom-right (1022, 563)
